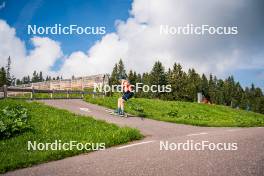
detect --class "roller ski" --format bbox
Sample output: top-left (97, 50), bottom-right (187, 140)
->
top-left (109, 109), bottom-right (128, 117)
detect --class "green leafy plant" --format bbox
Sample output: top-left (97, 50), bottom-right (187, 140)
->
top-left (0, 104), bottom-right (31, 139)
top-left (167, 109), bottom-right (178, 118)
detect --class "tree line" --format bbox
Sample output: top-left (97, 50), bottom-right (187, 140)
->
top-left (15, 71), bottom-right (63, 85)
top-left (1, 57), bottom-right (263, 114)
top-left (0, 57), bottom-right (62, 87)
top-left (110, 59), bottom-right (264, 114)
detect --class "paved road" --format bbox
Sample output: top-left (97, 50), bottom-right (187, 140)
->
top-left (4, 99), bottom-right (264, 176)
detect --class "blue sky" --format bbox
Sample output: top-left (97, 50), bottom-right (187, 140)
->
top-left (0, 0), bottom-right (263, 90)
top-left (0, 0), bottom-right (132, 68)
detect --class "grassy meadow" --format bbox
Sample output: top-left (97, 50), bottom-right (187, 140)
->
top-left (85, 94), bottom-right (264, 127)
top-left (0, 99), bottom-right (142, 173)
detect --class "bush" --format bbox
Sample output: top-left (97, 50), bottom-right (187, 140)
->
top-left (0, 104), bottom-right (31, 139)
top-left (167, 110), bottom-right (179, 118)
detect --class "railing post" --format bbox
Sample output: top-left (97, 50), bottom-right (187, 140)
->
top-left (3, 85), bottom-right (7, 98)
top-left (81, 91), bottom-right (84, 99)
top-left (31, 87), bottom-right (34, 100)
top-left (50, 89), bottom-right (53, 99)
top-left (67, 90), bottom-right (69, 99)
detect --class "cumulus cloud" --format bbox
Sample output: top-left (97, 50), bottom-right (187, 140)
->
top-left (59, 33), bottom-right (128, 78)
top-left (0, 20), bottom-right (62, 78)
top-left (59, 0), bottom-right (264, 77)
top-left (0, 0), bottom-right (264, 80)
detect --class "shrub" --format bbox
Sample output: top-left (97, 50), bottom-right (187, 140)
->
top-left (167, 110), bottom-right (179, 118)
top-left (0, 104), bottom-right (31, 139)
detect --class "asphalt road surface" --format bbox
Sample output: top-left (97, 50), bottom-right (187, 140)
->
top-left (4, 99), bottom-right (264, 176)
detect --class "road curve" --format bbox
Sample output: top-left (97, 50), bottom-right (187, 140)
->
top-left (4, 99), bottom-right (264, 176)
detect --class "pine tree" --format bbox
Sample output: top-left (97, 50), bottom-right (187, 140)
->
top-left (110, 59), bottom-right (127, 88)
top-left (142, 72), bottom-right (150, 85)
top-left (27, 76), bottom-right (31, 83)
top-left (208, 74), bottom-right (217, 103)
top-left (215, 79), bottom-right (225, 105)
top-left (240, 92), bottom-right (249, 110)
top-left (140, 72), bottom-right (151, 98)
top-left (21, 76), bottom-right (27, 84)
top-left (201, 74), bottom-right (209, 98)
top-left (250, 86), bottom-right (263, 112)
top-left (248, 84), bottom-right (256, 111)
top-left (39, 71), bottom-right (43, 82)
top-left (0, 67), bottom-right (7, 86)
top-left (32, 71), bottom-right (39, 83)
top-left (6, 56), bottom-right (12, 86)
top-left (16, 79), bottom-right (22, 85)
top-left (232, 82), bottom-right (244, 108)
top-left (223, 76), bottom-right (236, 106)
top-left (255, 97), bottom-right (264, 114)
top-left (134, 73), bottom-right (142, 97)
top-left (186, 68), bottom-right (201, 101)
top-left (136, 73), bottom-right (142, 83)
top-left (117, 59), bottom-right (127, 79)
top-left (128, 70), bottom-right (137, 85)
top-left (149, 61), bottom-right (167, 98)
top-left (110, 63), bottom-right (119, 86)
top-left (243, 87), bottom-right (251, 110)
top-left (167, 63), bottom-right (188, 100)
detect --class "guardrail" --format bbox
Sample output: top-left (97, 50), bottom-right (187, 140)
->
top-left (0, 85), bottom-right (104, 100)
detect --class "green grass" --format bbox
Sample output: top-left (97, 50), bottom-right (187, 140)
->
top-left (85, 94), bottom-right (264, 127)
top-left (0, 99), bottom-right (142, 173)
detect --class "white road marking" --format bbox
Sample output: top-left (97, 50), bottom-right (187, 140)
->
top-left (117, 141), bottom-right (155, 150)
top-left (226, 129), bottom-right (241, 132)
top-left (187, 132), bottom-right (208, 136)
top-left (80, 108), bottom-right (91, 112)
top-left (105, 109), bottom-right (113, 112)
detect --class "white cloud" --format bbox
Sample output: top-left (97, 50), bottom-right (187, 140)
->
top-left (0, 20), bottom-right (62, 78)
top-left (59, 0), bottom-right (264, 78)
top-left (24, 37), bottom-right (62, 75)
top-left (59, 33), bottom-right (128, 78)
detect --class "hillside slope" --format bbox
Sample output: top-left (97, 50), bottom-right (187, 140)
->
top-left (85, 95), bottom-right (264, 127)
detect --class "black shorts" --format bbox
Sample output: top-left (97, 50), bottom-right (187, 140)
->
top-left (122, 91), bottom-right (134, 101)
